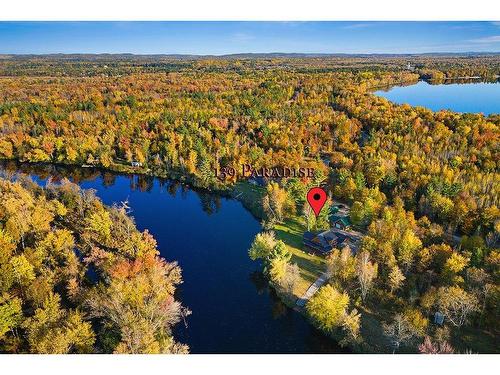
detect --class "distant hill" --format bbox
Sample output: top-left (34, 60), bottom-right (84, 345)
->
top-left (1, 52), bottom-right (499, 61)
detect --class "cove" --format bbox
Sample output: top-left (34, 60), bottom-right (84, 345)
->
top-left (0, 161), bottom-right (346, 354)
top-left (375, 80), bottom-right (500, 115)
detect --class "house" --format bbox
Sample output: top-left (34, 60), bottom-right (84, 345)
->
top-left (329, 203), bottom-right (350, 217)
top-left (131, 161), bottom-right (142, 167)
top-left (330, 205), bottom-right (339, 215)
top-left (248, 176), bottom-right (266, 186)
top-left (303, 229), bottom-right (357, 255)
top-left (331, 214), bottom-right (352, 230)
top-left (303, 230), bottom-right (335, 255)
top-left (434, 312), bottom-right (445, 325)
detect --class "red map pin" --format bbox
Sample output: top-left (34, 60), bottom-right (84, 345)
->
top-left (307, 187), bottom-right (327, 217)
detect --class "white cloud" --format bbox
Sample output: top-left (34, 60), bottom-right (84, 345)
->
top-left (230, 32), bottom-right (255, 42)
top-left (341, 23), bottom-right (374, 30)
top-left (469, 35), bottom-right (500, 43)
top-left (278, 21), bottom-right (308, 27)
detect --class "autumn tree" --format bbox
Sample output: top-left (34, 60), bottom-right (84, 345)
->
top-left (248, 231), bottom-right (291, 276)
top-left (22, 293), bottom-right (95, 354)
top-left (418, 336), bottom-right (454, 354)
top-left (87, 255), bottom-right (188, 354)
top-left (341, 308), bottom-right (362, 347)
top-left (383, 309), bottom-right (428, 353)
top-left (0, 294), bottom-right (22, 342)
top-left (356, 250), bottom-right (378, 302)
top-left (302, 202), bottom-right (315, 231)
top-left (436, 286), bottom-right (479, 328)
top-left (388, 266), bottom-right (406, 294)
top-left (306, 285), bottom-right (350, 333)
top-left (327, 246), bottom-right (356, 287)
top-left (270, 260), bottom-right (300, 296)
top-left (262, 182), bottom-right (294, 224)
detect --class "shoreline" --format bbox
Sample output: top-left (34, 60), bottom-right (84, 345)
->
top-left (0, 157), bottom-right (363, 352)
top-left (368, 75), bottom-right (500, 93)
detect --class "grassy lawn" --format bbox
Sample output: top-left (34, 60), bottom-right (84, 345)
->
top-left (274, 217), bottom-right (327, 298)
top-left (232, 181), bottom-right (327, 299)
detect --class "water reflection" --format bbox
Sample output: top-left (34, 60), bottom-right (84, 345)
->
top-left (1, 161), bottom-right (223, 217)
top-left (375, 80), bottom-right (500, 115)
top-left (1, 160), bottom-right (102, 184)
top-left (199, 192), bottom-right (222, 215)
top-left (102, 171), bottom-right (116, 187)
top-left (0, 160), bottom-right (348, 353)
top-left (249, 271), bottom-right (268, 295)
top-left (376, 77), bottom-right (500, 93)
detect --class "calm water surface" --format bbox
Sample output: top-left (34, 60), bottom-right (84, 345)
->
top-left (375, 80), bottom-right (500, 115)
top-left (1, 162), bottom-right (345, 354)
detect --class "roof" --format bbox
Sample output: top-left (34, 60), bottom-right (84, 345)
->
top-left (434, 312), bottom-right (445, 325)
top-left (303, 231), bottom-right (335, 255)
top-left (336, 233), bottom-right (353, 247)
top-left (331, 215), bottom-right (351, 226)
top-left (322, 231), bottom-right (337, 242)
top-left (303, 228), bottom-right (361, 255)
top-left (303, 232), bottom-right (316, 242)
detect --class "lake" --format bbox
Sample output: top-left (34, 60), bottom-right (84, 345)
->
top-left (375, 80), bottom-right (500, 115)
top-left (0, 161), bottom-right (345, 354)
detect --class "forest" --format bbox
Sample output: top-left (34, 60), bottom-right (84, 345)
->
top-left (0, 175), bottom-right (188, 353)
top-left (0, 54), bottom-right (498, 353)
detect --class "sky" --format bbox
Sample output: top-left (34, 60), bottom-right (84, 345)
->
top-left (0, 21), bottom-right (500, 55)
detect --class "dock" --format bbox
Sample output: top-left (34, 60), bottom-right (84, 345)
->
top-left (295, 271), bottom-right (329, 307)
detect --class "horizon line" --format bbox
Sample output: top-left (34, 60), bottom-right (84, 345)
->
top-left (2, 51), bottom-right (500, 57)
